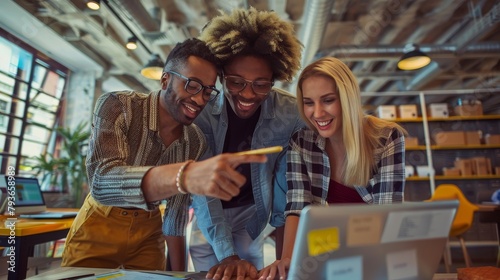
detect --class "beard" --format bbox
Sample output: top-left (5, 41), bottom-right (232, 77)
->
top-left (161, 82), bottom-right (196, 126)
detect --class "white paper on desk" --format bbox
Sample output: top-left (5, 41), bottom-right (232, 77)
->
top-left (381, 209), bottom-right (455, 243)
top-left (79, 270), bottom-right (190, 280)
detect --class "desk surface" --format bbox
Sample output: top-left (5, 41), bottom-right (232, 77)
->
top-left (26, 267), bottom-right (208, 279)
top-left (0, 209), bottom-right (77, 236)
top-left (477, 202), bottom-right (500, 211)
top-left (26, 267), bottom-right (459, 280)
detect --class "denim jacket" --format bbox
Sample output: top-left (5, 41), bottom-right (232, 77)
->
top-left (192, 88), bottom-right (305, 261)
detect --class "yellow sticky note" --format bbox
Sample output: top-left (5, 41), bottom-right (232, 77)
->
top-left (307, 227), bottom-right (340, 256)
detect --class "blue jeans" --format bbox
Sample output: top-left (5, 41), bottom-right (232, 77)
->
top-left (189, 204), bottom-right (265, 271)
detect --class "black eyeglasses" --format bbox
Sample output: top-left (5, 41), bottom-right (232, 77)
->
top-left (168, 71), bottom-right (220, 102)
top-left (223, 75), bottom-right (274, 95)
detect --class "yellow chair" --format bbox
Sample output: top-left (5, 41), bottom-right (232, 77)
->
top-left (427, 184), bottom-right (479, 272)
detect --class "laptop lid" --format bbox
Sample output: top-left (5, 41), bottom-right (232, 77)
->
top-left (8, 176), bottom-right (47, 214)
top-left (287, 201), bottom-right (458, 280)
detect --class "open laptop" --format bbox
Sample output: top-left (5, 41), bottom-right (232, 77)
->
top-left (8, 176), bottom-right (78, 219)
top-left (287, 201), bottom-right (458, 280)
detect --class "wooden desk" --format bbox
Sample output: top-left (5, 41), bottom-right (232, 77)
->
top-left (476, 203), bottom-right (500, 243)
top-left (477, 203), bottom-right (500, 228)
top-left (476, 203), bottom-right (500, 266)
top-left (26, 267), bottom-right (208, 279)
top-left (26, 267), bottom-right (459, 280)
top-left (0, 211), bottom-right (76, 280)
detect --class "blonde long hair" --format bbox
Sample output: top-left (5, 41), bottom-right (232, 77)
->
top-left (296, 57), bottom-right (406, 186)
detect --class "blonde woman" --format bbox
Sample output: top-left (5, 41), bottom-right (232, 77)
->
top-left (259, 57), bottom-right (407, 280)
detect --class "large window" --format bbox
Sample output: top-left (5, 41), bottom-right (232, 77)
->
top-left (0, 29), bottom-right (69, 182)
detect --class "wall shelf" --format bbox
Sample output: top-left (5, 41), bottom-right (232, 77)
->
top-left (434, 175), bottom-right (500, 180)
top-left (406, 175), bottom-right (500, 181)
top-left (370, 89), bottom-right (500, 197)
top-left (396, 115), bottom-right (500, 123)
top-left (431, 144), bottom-right (500, 150)
top-left (406, 146), bottom-right (427, 151)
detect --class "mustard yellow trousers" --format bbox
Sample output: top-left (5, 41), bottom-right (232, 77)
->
top-left (61, 195), bottom-right (165, 270)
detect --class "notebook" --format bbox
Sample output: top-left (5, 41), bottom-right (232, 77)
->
top-left (7, 176), bottom-right (78, 219)
top-left (287, 201), bottom-right (458, 280)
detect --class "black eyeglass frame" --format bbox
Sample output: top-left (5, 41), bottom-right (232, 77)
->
top-left (168, 71), bottom-right (220, 102)
top-left (222, 74), bottom-right (274, 96)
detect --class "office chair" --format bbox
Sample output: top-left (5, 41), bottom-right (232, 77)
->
top-left (427, 184), bottom-right (479, 272)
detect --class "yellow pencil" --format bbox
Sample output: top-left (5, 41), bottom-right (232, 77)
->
top-left (235, 146), bottom-right (283, 156)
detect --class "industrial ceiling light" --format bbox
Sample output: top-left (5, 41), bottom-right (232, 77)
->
top-left (126, 36), bottom-right (138, 50)
top-left (397, 44), bottom-right (431, 70)
top-left (141, 54), bottom-right (164, 80)
top-left (86, 0), bottom-right (101, 10)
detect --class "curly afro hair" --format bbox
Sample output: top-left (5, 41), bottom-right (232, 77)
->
top-left (199, 7), bottom-right (303, 82)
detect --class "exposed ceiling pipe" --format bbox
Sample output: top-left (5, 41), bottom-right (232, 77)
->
top-left (322, 43), bottom-right (500, 60)
top-left (298, 0), bottom-right (335, 68)
top-left (403, 62), bottom-right (441, 91)
top-left (405, 1), bottom-right (499, 90)
top-left (113, 0), bottom-right (160, 32)
top-left (455, 2), bottom-right (500, 51)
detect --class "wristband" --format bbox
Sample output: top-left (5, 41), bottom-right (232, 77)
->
top-left (176, 160), bottom-right (194, 194)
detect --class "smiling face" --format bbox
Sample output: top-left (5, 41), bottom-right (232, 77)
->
top-left (159, 55), bottom-right (218, 125)
top-left (223, 55), bottom-right (273, 119)
top-left (301, 75), bottom-right (343, 140)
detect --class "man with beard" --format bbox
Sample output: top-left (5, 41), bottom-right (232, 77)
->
top-left (182, 8), bottom-right (306, 280)
top-left (61, 38), bottom-right (267, 270)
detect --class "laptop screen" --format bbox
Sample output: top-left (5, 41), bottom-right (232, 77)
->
top-left (9, 176), bottom-right (46, 214)
top-left (0, 175), bottom-right (8, 214)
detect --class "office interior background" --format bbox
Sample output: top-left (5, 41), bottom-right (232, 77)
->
top-left (0, 0), bottom-right (499, 270)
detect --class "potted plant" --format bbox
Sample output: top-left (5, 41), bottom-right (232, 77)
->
top-left (32, 121), bottom-right (90, 208)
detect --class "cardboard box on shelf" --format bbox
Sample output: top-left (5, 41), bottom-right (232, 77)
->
top-left (376, 105), bottom-right (397, 119)
top-left (442, 167), bottom-right (461, 176)
top-left (471, 157), bottom-right (491, 175)
top-left (465, 131), bottom-right (482, 145)
top-left (405, 137), bottom-right (419, 147)
top-left (454, 101), bottom-right (483, 116)
top-left (405, 166), bottom-right (415, 177)
top-left (433, 131), bottom-right (466, 146)
top-left (416, 166), bottom-right (434, 177)
top-left (398, 105), bottom-right (418, 118)
top-left (428, 103), bottom-right (449, 118)
top-left (485, 134), bottom-right (500, 145)
top-left (455, 158), bottom-right (473, 176)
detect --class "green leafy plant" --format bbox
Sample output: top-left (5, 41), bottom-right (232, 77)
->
top-left (32, 121), bottom-right (90, 208)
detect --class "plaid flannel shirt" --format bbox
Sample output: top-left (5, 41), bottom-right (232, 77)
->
top-left (285, 126), bottom-right (405, 217)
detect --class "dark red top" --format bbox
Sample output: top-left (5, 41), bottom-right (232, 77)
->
top-left (327, 179), bottom-right (365, 203)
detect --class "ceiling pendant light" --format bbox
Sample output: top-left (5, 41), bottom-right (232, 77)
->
top-left (397, 44), bottom-right (431, 71)
top-left (126, 36), bottom-right (138, 50)
top-left (86, 0), bottom-right (101, 10)
top-left (141, 54), bottom-right (164, 80)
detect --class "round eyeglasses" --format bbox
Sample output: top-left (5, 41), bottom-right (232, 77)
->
top-left (168, 71), bottom-right (220, 102)
top-left (223, 75), bottom-right (274, 95)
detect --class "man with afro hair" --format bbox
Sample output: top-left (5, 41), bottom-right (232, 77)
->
top-left (183, 7), bottom-right (305, 280)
